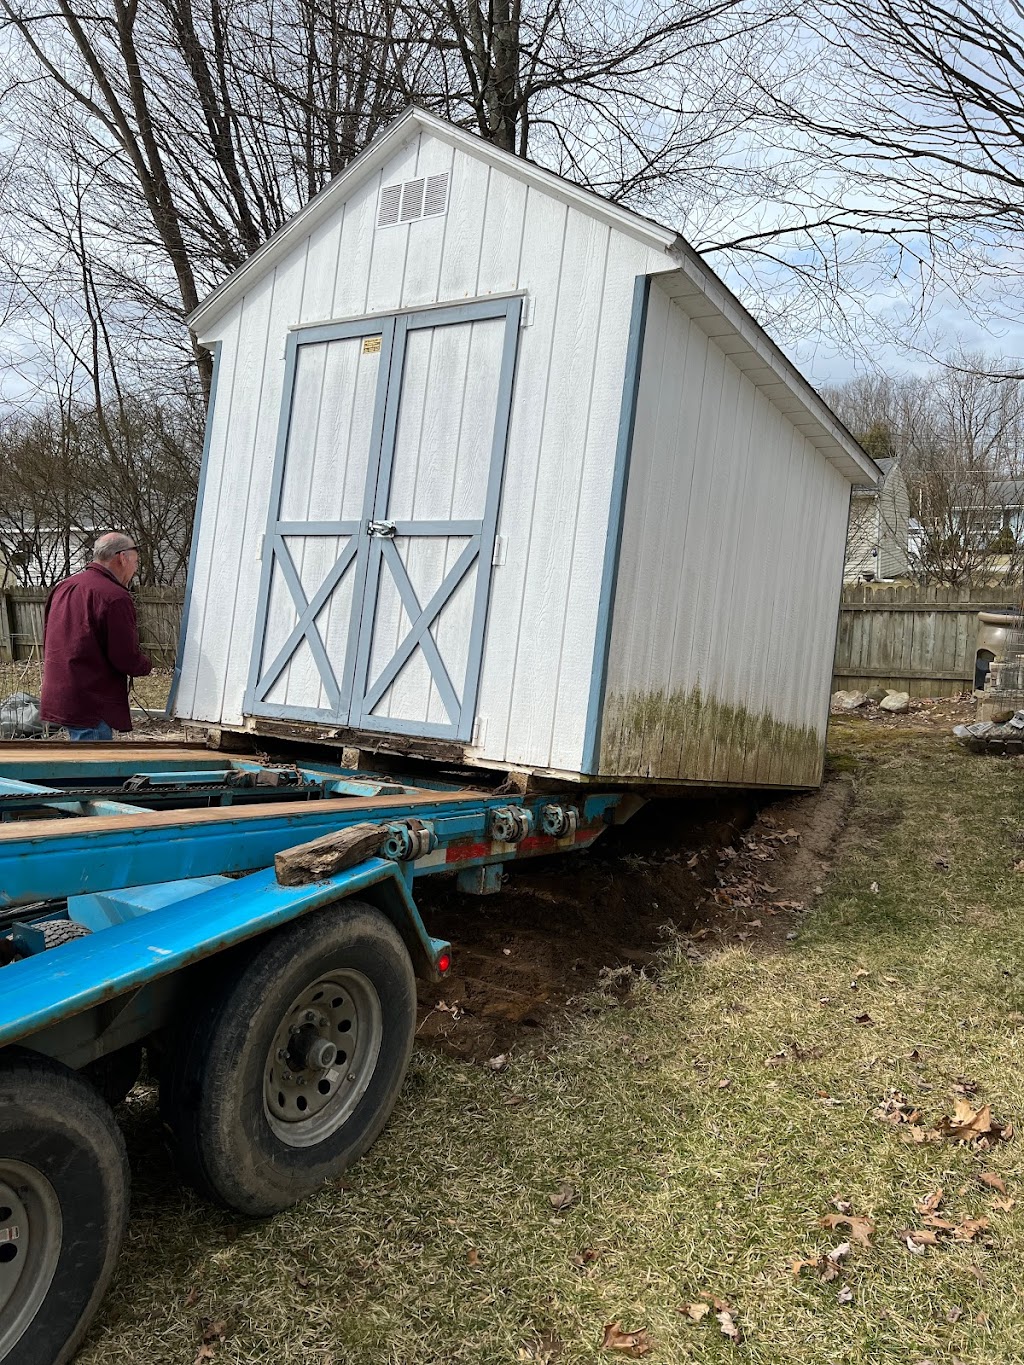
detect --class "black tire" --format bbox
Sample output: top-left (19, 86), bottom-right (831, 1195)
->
top-left (161, 900), bottom-right (416, 1217)
top-left (0, 1048), bottom-right (129, 1365)
top-left (39, 921), bottom-right (91, 951)
top-left (82, 1043), bottom-right (144, 1109)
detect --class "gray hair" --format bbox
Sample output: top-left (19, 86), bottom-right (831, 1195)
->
top-left (93, 532), bottom-right (136, 563)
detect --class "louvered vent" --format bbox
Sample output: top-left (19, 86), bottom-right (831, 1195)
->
top-left (376, 172), bottom-right (450, 229)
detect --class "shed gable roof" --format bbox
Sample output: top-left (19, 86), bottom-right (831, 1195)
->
top-left (187, 106), bottom-right (878, 486)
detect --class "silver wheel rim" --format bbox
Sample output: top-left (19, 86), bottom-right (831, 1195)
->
top-left (0, 1161), bottom-right (62, 1360)
top-left (263, 970), bottom-right (383, 1148)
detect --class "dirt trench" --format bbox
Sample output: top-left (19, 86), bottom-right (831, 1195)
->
top-left (413, 774), bottom-right (855, 1063)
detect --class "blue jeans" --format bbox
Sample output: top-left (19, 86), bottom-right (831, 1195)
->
top-left (67, 721), bottom-right (113, 742)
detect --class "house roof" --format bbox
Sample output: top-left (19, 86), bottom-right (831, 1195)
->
top-left (188, 106), bottom-right (879, 486)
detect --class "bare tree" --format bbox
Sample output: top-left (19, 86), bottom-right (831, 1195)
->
top-left (829, 357), bottom-right (1024, 587)
top-left (744, 0), bottom-right (1024, 342)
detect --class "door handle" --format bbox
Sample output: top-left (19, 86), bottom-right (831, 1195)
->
top-left (367, 519), bottom-right (397, 538)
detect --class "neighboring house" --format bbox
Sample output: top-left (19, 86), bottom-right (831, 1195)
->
top-left (844, 457), bottom-right (912, 581)
top-left (0, 522), bottom-right (95, 589)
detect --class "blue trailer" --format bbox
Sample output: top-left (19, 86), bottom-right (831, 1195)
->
top-left (0, 741), bottom-right (627, 1365)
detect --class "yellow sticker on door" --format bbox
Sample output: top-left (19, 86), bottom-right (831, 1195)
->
top-left (362, 336), bottom-right (382, 355)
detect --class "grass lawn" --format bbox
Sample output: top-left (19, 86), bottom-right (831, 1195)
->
top-left (78, 718), bottom-right (1024, 1364)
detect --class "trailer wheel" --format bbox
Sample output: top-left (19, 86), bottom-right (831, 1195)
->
top-left (0, 1049), bottom-right (129, 1365)
top-left (162, 900), bottom-right (416, 1217)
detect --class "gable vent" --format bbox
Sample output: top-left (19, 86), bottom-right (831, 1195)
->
top-left (376, 172), bottom-right (450, 229)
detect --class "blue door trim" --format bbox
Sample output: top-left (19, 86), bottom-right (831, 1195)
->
top-left (581, 274), bottom-right (651, 775)
top-left (351, 296), bottom-right (521, 741)
top-left (244, 315), bottom-right (396, 718)
top-left (167, 340), bottom-right (223, 717)
top-left (245, 298), bottom-right (521, 741)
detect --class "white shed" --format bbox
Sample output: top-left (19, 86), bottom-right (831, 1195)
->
top-left (174, 106), bottom-right (878, 790)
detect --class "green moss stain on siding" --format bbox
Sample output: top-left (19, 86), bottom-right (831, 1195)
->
top-left (600, 685), bottom-right (824, 786)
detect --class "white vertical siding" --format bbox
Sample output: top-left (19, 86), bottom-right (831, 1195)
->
top-left (178, 129), bottom-right (666, 773)
top-left (600, 281), bottom-right (852, 787)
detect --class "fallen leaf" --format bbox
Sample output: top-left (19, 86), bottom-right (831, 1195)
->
top-left (946, 1306), bottom-right (963, 1324)
top-left (991, 1195), bottom-right (1016, 1212)
top-left (869, 881), bottom-right (880, 894)
top-left (915, 1189), bottom-right (944, 1215)
top-left (854, 1013), bottom-right (875, 1026)
top-left (903, 1228), bottom-right (940, 1245)
top-left (936, 1101), bottom-right (1011, 1145)
top-left (600, 1321), bottom-right (653, 1356)
top-left (953, 1217), bottom-right (989, 1242)
top-left (686, 853), bottom-right (700, 868)
top-left (185, 1286), bottom-right (202, 1307)
top-left (979, 1172), bottom-right (1006, 1193)
top-left (921, 1215), bottom-right (955, 1231)
top-left (682, 1303), bottom-right (710, 1321)
top-left (193, 1349), bottom-right (216, 1365)
top-left (837, 1285), bottom-right (854, 1304)
top-left (293, 1268), bottom-right (311, 1289)
top-left (820, 1213), bottom-right (875, 1247)
top-left (200, 1321), bottom-right (228, 1344)
top-left (718, 1078), bottom-right (731, 1090)
top-left (549, 1183), bottom-right (577, 1212)
top-left (715, 1310), bottom-right (743, 1344)
top-left (467, 1248), bottom-right (481, 1267)
top-left (903, 1234), bottom-right (928, 1255)
top-left (832, 1198), bottom-right (853, 1215)
top-left (488, 1054), bottom-right (509, 1072)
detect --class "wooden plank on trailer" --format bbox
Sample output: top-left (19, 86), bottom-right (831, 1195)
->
top-left (275, 822), bottom-right (389, 885)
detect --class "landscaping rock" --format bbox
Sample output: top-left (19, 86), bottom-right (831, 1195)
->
top-left (832, 690), bottom-right (869, 711)
top-left (866, 688), bottom-right (888, 704)
top-left (879, 691), bottom-right (910, 713)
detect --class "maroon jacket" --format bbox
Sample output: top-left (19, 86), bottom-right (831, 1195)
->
top-left (40, 563), bottom-right (152, 731)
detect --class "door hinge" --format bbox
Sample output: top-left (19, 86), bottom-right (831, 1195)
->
top-left (367, 519), bottom-right (397, 538)
top-left (491, 535), bottom-right (507, 566)
top-left (520, 297), bottom-right (535, 327)
top-left (472, 716), bottom-right (488, 747)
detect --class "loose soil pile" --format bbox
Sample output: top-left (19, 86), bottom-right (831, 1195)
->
top-left (414, 772), bottom-right (854, 1062)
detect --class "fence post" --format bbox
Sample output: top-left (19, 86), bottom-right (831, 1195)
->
top-left (0, 592), bottom-right (13, 663)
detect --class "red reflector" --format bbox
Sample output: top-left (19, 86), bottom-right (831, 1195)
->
top-left (437, 953), bottom-right (452, 973)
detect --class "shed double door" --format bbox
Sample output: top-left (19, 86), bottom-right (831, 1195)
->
top-left (246, 297), bottom-right (521, 740)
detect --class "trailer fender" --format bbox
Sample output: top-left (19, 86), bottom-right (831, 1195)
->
top-left (0, 858), bottom-right (449, 1052)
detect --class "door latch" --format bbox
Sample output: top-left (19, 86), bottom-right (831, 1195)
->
top-left (367, 519), bottom-right (397, 538)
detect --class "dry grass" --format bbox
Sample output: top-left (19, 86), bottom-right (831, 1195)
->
top-left (0, 661), bottom-right (172, 714)
top-left (76, 719), bottom-right (1024, 1364)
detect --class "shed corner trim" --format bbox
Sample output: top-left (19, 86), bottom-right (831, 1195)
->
top-left (167, 339), bottom-right (223, 718)
top-left (581, 273), bottom-right (652, 776)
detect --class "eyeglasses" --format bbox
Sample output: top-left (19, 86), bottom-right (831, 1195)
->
top-left (118, 546), bottom-right (140, 555)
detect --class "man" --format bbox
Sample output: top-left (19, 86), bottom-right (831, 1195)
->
top-left (40, 532), bottom-right (153, 741)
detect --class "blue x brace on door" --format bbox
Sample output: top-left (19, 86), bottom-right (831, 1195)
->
top-left (245, 296), bottom-right (522, 742)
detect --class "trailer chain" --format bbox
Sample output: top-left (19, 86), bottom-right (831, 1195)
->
top-left (0, 781), bottom-right (322, 806)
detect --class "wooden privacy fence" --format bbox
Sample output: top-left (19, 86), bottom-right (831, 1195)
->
top-left (834, 584), bottom-right (1023, 697)
top-left (2, 580), bottom-right (1018, 698)
top-left (0, 587), bottom-right (184, 668)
